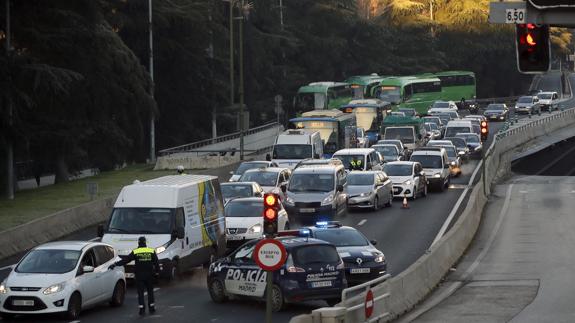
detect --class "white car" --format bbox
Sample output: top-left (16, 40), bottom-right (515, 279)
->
top-left (224, 197), bottom-right (289, 247)
top-left (221, 181), bottom-right (264, 204)
top-left (228, 161), bottom-right (278, 182)
top-left (238, 167), bottom-right (291, 192)
top-left (383, 161), bottom-right (428, 199)
top-left (537, 91), bottom-right (559, 111)
top-left (0, 241), bottom-right (125, 320)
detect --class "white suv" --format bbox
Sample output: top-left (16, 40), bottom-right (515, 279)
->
top-left (537, 91), bottom-right (559, 111)
top-left (0, 241), bottom-right (125, 320)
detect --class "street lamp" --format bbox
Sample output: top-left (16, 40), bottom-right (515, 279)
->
top-left (148, 0), bottom-right (155, 164)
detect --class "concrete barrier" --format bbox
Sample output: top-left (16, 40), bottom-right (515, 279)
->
top-left (0, 197), bottom-right (115, 260)
top-left (292, 107), bottom-right (575, 323)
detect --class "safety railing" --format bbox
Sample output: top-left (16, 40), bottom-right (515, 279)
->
top-left (339, 274), bottom-right (391, 322)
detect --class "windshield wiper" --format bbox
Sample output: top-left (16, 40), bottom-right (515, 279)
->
top-left (108, 227), bottom-right (131, 234)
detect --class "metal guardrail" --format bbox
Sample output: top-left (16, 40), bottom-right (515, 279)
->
top-left (158, 122), bottom-right (280, 156)
top-left (340, 274), bottom-right (391, 322)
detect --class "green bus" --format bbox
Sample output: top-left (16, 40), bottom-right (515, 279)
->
top-left (344, 74), bottom-right (386, 99)
top-left (293, 82), bottom-right (354, 116)
top-left (417, 71), bottom-right (476, 105)
top-left (371, 76), bottom-right (442, 115)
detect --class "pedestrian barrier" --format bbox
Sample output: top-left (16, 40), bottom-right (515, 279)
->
top-left (290, 105), bottom-right (575, 323)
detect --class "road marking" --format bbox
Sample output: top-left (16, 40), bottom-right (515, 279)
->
top-left (431, 158), bottom-right (483, 247)
top-left (170, 305), bottom-right (185, 308)
top-left (357, 219), bottom-right (367, 226)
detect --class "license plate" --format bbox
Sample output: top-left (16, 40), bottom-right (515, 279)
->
top-left (300, 208), bottom-right (315, 213)
top-left (125, 273), bottom-right (135, 279)
top-left (311, 281), bottom-right (332, 288)
top-left (350, 268), bottom-right (370, 274)
top-left (13, 300), bottom-right (34, 306)
top-left (227, 235), bottom-right (244, 240)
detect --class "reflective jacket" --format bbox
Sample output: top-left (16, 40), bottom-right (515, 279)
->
top-left (116, 247), bottom-right (159, 279)
top-left (350, 159), bottom-right (363, 170)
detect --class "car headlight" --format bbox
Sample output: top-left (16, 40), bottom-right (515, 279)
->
top-left (458, 151), bottom-right (465, 156)
top-left (450, 161), bottom-right (456, 166)
top-left (0, 282), bottom-right (7, 294)
top-left (374, 254), bottom-right (385, 263)
top-left (359, 192), bottom-right (372, 197)
top-left (403, 180), bottom-right (412, 185)
top-left (434, 173), bottom-right (441, 178)
top-left (284, 196), bottom-right (295, 206)
top-left (248, 223), bottom-right (262, 234)
top-left (43, 282), bottom-right (65, 295)
top-left (321, 194), bottom-right (335, 206)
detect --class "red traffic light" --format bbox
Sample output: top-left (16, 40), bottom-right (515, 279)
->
top-left (264, 193), bottom-right (278, 207)
top-left (264, 208), bottom-right (277, 220)
top-left (481, 128), bottom-right (488, 134)
top-left (480, 121), bottom-right (487, 128)
top-left (515, 24), bottom-right (550, 73)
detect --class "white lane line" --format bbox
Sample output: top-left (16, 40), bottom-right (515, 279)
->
top-left (170, 305), bottom-right (185, 309)
top-left (357, 219), bottom-right (367, 226)
top-left (430, 159), bottom-right (483, 247)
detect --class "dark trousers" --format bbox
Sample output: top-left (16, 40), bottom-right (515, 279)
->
top-left (136, 277), bottom-right (155, 308)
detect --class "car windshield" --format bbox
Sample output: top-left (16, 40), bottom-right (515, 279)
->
top-left (347, 173), bottom-right (374, 186)
top-left (432, 102), bottom-right (450, 109)
top-left (438, 114), bottom-right (451, 123)
top-left (383, 164), bottom-right (413, 176)
top-left (410, 155), bottom-right (443, 168)
top-left (314, 229), bottom-right (369, 247)
top-left (108, 208), bottom-right (174, 234)
top-left (356, 128), bottom-right (364, 137)
top-left (444, 146), bottom-right (457, 157)
top-left (16, 249), bottom-right (81, 274)
top-left (225, 200), bottom-right (263, 217)
top-left (221, 184), bottom-right (254, 200)
top-left (445, 137), bottom-right (466, 148)
top-left (333, 154), bottom-right (365, 170)
top-left (378, 141), bottom-right (401, 151)
top-left (234, 162), bottom-right (269, 175)
top-left (457, 134), bottom-right (479, 143)
top-left (373, 146), bottom-right (398, 157)
top-left (292, 245), bottom-right (340, 265)
top-left (518, 97), bottom-right (533, 103)
top-left (423, 118), bottom-right (440, 126)
top-left (538, 94), bottom-right (552, 100)
top-left (445, 127), bottom-right (471, 137)
top-left (288, 173), bottom-right (334, 192)
top-left (448, 111), bottom-right (458, 118)
top-left (385, 128), bottom-right (414, 144)
top-left (272, 144), bottom-right (312, 160)
top-left (487, 105), bottom-right (504, 111)
top-left (239, 171), bottom-right (278, 187)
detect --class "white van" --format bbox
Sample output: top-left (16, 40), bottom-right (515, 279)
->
top-left (409, 147), bottom-right (450, 191)
top-left (444, 120), bottom-right (473, 138)
top-left (332, 148), bottom-right (383, 172)
top-left (99, 175), bottom-right (226, 280)
top-left (269, 129), bottom-right (323, 169)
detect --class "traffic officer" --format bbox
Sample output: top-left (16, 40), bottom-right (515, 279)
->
top-left (110, 236), bottom-right (159, 315)
top-left (350, 156), bottom-right (363, 171)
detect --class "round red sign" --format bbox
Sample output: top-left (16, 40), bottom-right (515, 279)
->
top-left (365, 289), bottom-right (374, 319)
top-left (253, 239), bottom-right (287, 272)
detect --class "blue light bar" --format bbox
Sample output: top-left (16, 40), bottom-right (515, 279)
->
top-left (316, 221), bottom-right (328, 226)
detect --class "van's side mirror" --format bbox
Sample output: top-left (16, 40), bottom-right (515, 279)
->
top-left (173, 226), bottom-right (185, 240)
top-left (266, 153), bottom-right (271, 161)
top-left (337, 184), bottom-right (344, 192)
top-left (97, 224), bottom-right (104, 238)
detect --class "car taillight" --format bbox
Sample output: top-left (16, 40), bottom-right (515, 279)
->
top-left (336, 261), bottom-right (344, 270)
top-left (287, 266), bottom-right (305, 273)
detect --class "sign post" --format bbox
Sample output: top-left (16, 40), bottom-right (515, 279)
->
top-left (254, 238), bottom-right (287, 323)
top-left (365, 289), bottom-right (374, 320)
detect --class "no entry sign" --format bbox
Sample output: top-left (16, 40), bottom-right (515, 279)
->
top-left (365, 289), bottom-right (374, 319)
top-left (254, 239), bottom-right (287, 272)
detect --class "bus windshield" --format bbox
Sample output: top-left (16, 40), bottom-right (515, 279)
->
top-left (295, 92), bottom-right (326, 112)
top-left (272, 144), bottom-right (312, 160)
top-left (376, 86), bottom-right (401, 104)
top-left (385, 128), bottom-right (414, 144)
top-left (293, 121), bottom-right (337, 154)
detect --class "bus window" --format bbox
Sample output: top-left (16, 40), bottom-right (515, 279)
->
top-left (404, 84), bottom-right (413, 100)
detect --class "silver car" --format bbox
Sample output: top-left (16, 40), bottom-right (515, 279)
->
top-left (221, 182), bottom-right (264, 204)
top-left (346, 171), bottom-right (393, 211)
top-left (515, 96), bottom-right (541, 115)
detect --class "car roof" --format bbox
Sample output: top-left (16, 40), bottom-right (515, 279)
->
top-left (241, 161), bottom-right (272, 165)
top-left (373, 144), bottom-right (398, 148)
top-left (385, 161), bottom-right (416, 166)
top-left (243, 167), bottom-right (287, 174)
top-left (412, 148), bottom-right (445, 155)
top-left (226, 197), bottom-right (263, 203)
top-left (275, 236), bottom-right (333, 248)
top-left (292, 165), bottom-right (341, 174)
top-left (455, 133), bottom-right (478, 137)
top-left (35, 241), bottom-right (99, 251)
top-left (538, 91), bottom-right (557, 95)
top-left (333, 148), bottom-right (375, 155)
top-left (221, 182), bottom-right (257, 187)
top-left (348, 170), bottom-right (380, 175)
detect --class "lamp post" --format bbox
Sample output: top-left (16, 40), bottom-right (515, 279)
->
top-left (5, 0), bottom-right (14, 199)
top-left (148, 0), bottom-right (156, 164)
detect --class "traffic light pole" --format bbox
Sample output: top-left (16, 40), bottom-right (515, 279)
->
top-left (265, 245), bottom-right (273, 323)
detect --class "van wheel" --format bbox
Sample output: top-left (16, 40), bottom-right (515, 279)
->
top-left (208, 278), bottom-right (227, 303)
top-left (271, 284), bottom-right (285, 312)
top-left (167, 260), bottom-right (178, 281)
top-left (65, 292), bottom-right (82, 320)
top-left (110, 281), bottom-right (126, 307)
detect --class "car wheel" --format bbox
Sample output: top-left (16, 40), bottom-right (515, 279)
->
top-left (208, 278), bottom-right (228, 303)
top-left (110, 280), bottom-right (126, 307)
top-left (271, 284), bottom-right (285, 312)
top-left (168, 260), bottom-right (180, 280)
top-left (385, 194), bottom-right (393, 207)
top-left (65, 292), bottom-right (82, 320)
top-left (439, 180), bottom-right (445, 192)
top-left (373, 196), bottom-right (379, 211)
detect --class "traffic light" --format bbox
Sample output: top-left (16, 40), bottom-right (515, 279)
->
top-left (515, 24), bottom-right (550, 73)
top-left (263, 193), bottom-right (280, 237)
top-left (480, 120), bottom-right (488, 141)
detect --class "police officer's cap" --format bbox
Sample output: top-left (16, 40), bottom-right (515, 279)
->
top-left (138, 236), bottom-right (146, 245)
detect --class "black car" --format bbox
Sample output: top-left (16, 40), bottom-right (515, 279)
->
top-left (207, 236), bottom-right (346, 311)
top-left (305, 222), bottom-right (387, 285)
top-left (483, 103), bottom-right (508, 121)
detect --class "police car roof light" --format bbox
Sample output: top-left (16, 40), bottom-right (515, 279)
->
top-left (315, 221), bottom-right (341, 228)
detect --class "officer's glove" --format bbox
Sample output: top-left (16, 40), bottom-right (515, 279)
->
top-left (108, 264), bottom-right (116, 270)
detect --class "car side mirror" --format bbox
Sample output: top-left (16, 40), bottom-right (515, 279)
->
top-left (370, 239), bottom-right (378, 246)
top-left (255, 191), bottom-right (262, 197)
top-left (173, 226), bottom-right (185, 240)
top-left (97, 224), bottom-right (104, 238)
top-left (337, 184), bottom-right (344, 192)
top-left (82, 265), bottom-right (94, 274)
top-left (266, 153), bottom-right (271, 161)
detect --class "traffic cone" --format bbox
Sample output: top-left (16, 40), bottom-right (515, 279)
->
top-left (402, 195), bottom-right (409, 209)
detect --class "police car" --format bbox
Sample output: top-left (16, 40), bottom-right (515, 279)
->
top-left (207, 236), bottom-right (346, 311)
top-left (305, 222), bottom-right (387, 285)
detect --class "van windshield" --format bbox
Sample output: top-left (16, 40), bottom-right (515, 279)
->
top-left (410, 155), bottom-right (443, 169)
top-left (272, 144), bottom-right (312, 160)
top-left (108, 208), bottom-right (174, 234)
top-left (385, 128), bottom-right (414, 144)
top-left (288, 174), bottom-right (334, 193)
top-left (445, 127), bottom-right (471, 138)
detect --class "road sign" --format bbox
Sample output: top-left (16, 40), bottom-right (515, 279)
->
top-left (505, 8), bottom-right (526, 24)
top-left (365, 289), bottom-right (374, 319)
top-left (254, 239), bottom-right (287, 272)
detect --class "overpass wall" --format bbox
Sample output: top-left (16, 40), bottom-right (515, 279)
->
top-left (291, 107), bottom-right (575, 323)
